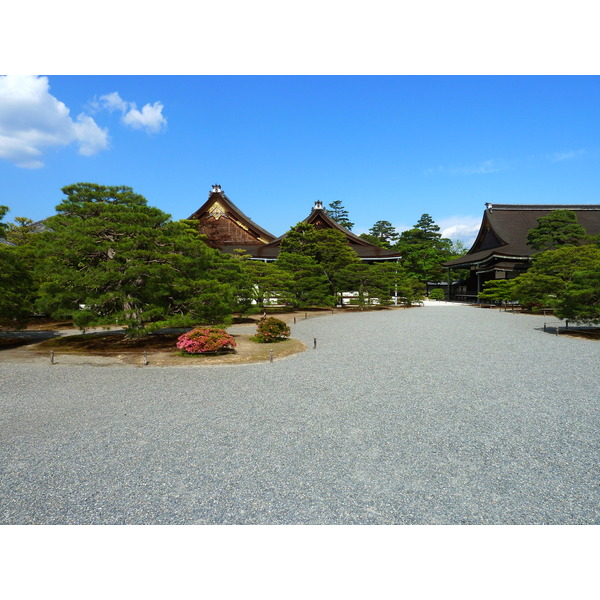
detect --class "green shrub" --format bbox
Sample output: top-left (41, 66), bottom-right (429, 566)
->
top-left (429, 288), bottom-right (445, 300)
top-left (253, 317), bottom-right (291, 343)
top-left (176, 327), bottom-right (236, 354)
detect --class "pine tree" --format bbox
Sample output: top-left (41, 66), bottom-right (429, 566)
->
top-left (336, 261), bottom-right (423, 308)
top-left (280, 222), bottom-right (359, 298)
top-left (510, 245), bottom-right (600, 311)
top-left (276, 252), bottom-right (334, 308)
top-left (35, 183), bottom-right (246, 335)
top-left (478, 279), bottom-right (517, 304)
top-left (326, 200), bottom-right (354, 230)
top-left (0, 205), bottom-right (8, 238)
top-left (394, 214), bottom-right (453, 283)
top-left (0, 207), bottom-right (35, 327)
top-left (6, 217), bottom-right (42, 246)
top-left (4, 216), bottom-right (45, 276)
top-left (0, 245), bottom-right (34, 328)
top-left (238, 259), bottom-right (294, 309)
top-left (555, 265), bottom-right (600, 324)
top-left (365, 220), bottom-right (399, 248)
top-left (526, 209), bottom-right (588, 251)
top-left (414, 213), bottom-right (442, 240)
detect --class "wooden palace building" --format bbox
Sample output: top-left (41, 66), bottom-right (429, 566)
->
top-left (188, 185), bottom-right (277, 254)
top-left (189, 185), bottom-right (402, 263)
top-left (443, 203), bottom-right (600, 300)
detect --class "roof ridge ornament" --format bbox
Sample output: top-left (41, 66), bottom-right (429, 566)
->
top-left (211, 184), bottom-right (222, 193)
top-left (485, 202), bottom-right (493, 213)
top-left (314, 200), bottom-right (323, 210)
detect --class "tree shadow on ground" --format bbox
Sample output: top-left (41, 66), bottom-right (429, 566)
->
top-left (534, 325), bottom-right (600, 341)
top-left (0, 331), bottom-right (61, 350)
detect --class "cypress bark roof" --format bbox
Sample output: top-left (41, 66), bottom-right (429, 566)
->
top-left (189, 190), bottom-right (402, 260)
top-left (443, 204), bottom-right (600, 268)
top-left (188, 185), bottom-right (276, 246)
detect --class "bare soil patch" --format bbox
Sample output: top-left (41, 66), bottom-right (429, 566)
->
top-left (145, 336), bottom-right (306, 366)
top-left (37, 331), bottom-right (183, 353)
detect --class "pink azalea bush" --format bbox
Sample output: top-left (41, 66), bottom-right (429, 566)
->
top-left (176, 327), bottom-right (236, 354)
top-left (253, 317), bottom-right (291, 343)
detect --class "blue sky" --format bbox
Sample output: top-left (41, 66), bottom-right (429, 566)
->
top-left (2, 75), bottom-right (599, 246)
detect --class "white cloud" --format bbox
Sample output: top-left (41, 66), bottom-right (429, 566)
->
top-left (460, 160), bottom-right (503, 174)
top-left (0, 75), bottom-right (108, 168)
top-left (425, 159), bottom-right (506, 176)
top-left (73, 114), bottom-right (111, 156)
top-left (437, 215), bottom-right (482, 246)
top-left (0, 134), bottom-right (44, 169)
top-left (122, 101), bottom-right (166, 133)
top-left (97, 91), bottom-right (167, 133)
top-left (98, 91), bottom-right (129, 113)
top-left (427, 151), bottom-right (587, 175)
top-left (549, 149), bottom-right (585, 162)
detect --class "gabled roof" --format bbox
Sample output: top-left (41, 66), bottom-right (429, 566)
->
top-left (188, 185), bottom-right (276, 245)
top-left (444, 203), bottom-right (600, 268)
top-left (305, 203), bottom-right (383, 247)
top-left (253, 201), bottom-right (403, 260)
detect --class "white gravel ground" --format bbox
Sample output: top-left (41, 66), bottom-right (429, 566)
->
top-left (1, 304), bottom-right (598, 524)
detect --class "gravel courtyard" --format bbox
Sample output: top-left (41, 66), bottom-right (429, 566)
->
top-left (1, 304), bottom-right (598, 524)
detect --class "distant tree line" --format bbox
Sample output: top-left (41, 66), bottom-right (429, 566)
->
top-left (327, 201), bottom-right (468, 284)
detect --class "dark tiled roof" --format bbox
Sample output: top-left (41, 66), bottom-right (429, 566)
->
top-left (443, 204), bottom-right (600, 268)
